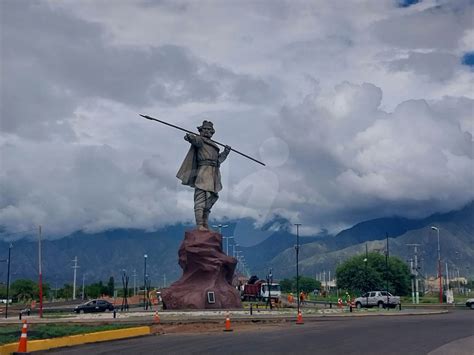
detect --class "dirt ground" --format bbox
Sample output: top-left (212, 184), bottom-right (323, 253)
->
top-left (151, 319), bottom-right (288, 335)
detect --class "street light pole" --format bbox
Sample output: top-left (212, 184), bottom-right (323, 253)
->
top-left (267, 268), bottom-right (273, 310)
top-left (212, 224), bottom-right (228, 253)
top-left (72, 256), bottom-right (79, 300)
top-left (294, 223), bottom-right (302, 314)
top-left (233, 243), bottom-right (239, 257)
top-left (223, 236), bottom-right (234, 255)
top-left (212, 224), bottom-right (228, 235)
top-left (385, 233), bottom-right (390, 307)
top-left (143, 254), bottom-right (148, 310)
top-left (431, 226), bottom-right (442, 303)
top-left (364, 243), bottom-right (368, 307)
top-left (5, 244), bottom-right (12, 319)
top-left (38, 225), bottom-right (43, 318)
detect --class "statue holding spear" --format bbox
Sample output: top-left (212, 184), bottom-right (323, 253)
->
top-left (141, 114), bottom-right (264, 231)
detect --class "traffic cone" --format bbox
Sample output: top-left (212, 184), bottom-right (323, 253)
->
top-left (16, 320), bottom-right (28, 354)
top-left (223, 314), bottom-right (233, 332)
top-left (296, 311), bottom-right (304, 325)
top-left (154, 311), bottom-right (160, 324)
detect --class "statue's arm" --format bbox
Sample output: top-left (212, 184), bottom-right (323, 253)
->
top-left (184, 134), bottom-right (203, 147)
top-left (218, 145), bottom-right (231, 164)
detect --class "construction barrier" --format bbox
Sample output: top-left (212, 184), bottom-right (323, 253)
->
top-left (15, 320), bottom-right (28, 354)
top-left (223, 314), bottom-right (233, 332)
top-left (296, 311), bottom-right (304, 325)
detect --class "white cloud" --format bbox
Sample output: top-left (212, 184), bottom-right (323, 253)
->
top-left (1, 0), bottom-right (473, 240)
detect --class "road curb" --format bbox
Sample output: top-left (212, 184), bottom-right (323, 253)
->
top-left (0, 326), bottom-right (151, 355)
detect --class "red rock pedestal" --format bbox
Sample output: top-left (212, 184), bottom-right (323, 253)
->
top-left (162, 229), bottom-right (242, 309)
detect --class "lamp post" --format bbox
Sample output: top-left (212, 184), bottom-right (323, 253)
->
top-left (213, 224), bottom-right (229, 253)
top-left (143, 254), bottom-right (148, 310)
top-left (385, 233), bottom-right (390, 307)
top-left (267, 268), bottom-right (273, 309)
top-left (294, 223), bottom-right (302, 314)
top-left (431, 226), bottom-right (442, 303)
top-left (223, 236), bottom-right (234, 255)
top-left (364, 243), bottom-right (368, 307)
top-left (38, 226), bottom-right (43, 318)
top-left (1, 244), bottom-right (12, 319)
top-left (233, 243), bottom-right (239, 257)
top-left (212, 224), bottom-right (228, 235)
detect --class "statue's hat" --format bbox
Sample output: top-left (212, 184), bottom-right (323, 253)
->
top-left (197, 120), bottom-right (215, 133)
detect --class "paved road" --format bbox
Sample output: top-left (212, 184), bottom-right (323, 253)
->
top-left (40, 310), bottom-right (473, 355)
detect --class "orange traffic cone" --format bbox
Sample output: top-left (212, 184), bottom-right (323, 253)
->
top-left (296, 311), bottom-right (304, 325)
top-left (154, 311), bottom-right (160, 324)
top-left (223, 314), bottom-right (233, 332)
top-left (16, 319), bottom-right (28, 353)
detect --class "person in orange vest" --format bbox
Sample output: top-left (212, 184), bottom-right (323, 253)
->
top-left (287, 293), bottom-right (294, 303)
top-left (345, 292), bottom-right (351, 306)
top-left (300, 291), bottom-right (305, 305)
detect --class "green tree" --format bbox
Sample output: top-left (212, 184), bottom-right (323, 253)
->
top-left (11, 279), bottom-right (37, 302)
top-left (85, 281), bottom-right (107, 298)
top-left (107, 277), bottom-right (115, 296)
top-left (279, 278), bottom-right (293, 293)
top-left (57, 284), bottom-right (73, 300)
top-left (277, 277), bottom-right (321, 293)
top-left (336, 252), bottom-right (410, 296)
top-left (0, 284), bottom-right (7, 299)
top-left (299, 276), bottom-right (321, 293)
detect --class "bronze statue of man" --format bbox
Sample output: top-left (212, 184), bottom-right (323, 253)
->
top-left (177, 121), bottom-right (231, 231)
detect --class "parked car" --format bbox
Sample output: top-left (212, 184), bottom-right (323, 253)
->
top-left (354, 291), bottom-right (400, 309)
top-left (465, 298), bottom-right (474, 309)
top-left (74, 299), bottom-right (114, 313)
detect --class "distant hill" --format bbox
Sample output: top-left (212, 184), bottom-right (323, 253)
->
top-left (0, 202), bottom-right (472, 286)
top-left (262, 202), bottom-right (474, 279)
top-left (0, 226), bottom-right (187, 287)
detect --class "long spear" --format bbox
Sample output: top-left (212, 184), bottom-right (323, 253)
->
top-left (140, 114), bottom-right (265, 166)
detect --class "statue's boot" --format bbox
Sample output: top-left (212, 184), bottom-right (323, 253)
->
top-left (195, 208), bottom-right (208, 231)
top-left (203, 209), bottom-right (211, 230)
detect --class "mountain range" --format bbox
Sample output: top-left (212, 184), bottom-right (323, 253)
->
top-left (0, 202), bottom-right (472, 287)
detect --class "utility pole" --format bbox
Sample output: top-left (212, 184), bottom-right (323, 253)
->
top-left (82, 274), bottom-right (86, 300)
top-left (163, 274), bottom-right (166, 288)
top-left (407, 244), bottom-right (420, 304)
top-left (38, 225), bottom-right (43, 317)
top-left (431, 226), bottom-right (442, 303)
top-left (72, 256), bottom-right (79, 300)
top-left (294, 223), bottom-right (302, 314)
top-left (445, 262), bottom-right (450, 296)
top-left (409, 258), bottom-right (415, 304)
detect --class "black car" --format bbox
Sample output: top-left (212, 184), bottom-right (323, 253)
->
top-left (74, 299), bottom-right (115, 313)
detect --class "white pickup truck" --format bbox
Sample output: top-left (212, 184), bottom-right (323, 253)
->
top-left (354, 291), bottom-right (400, 309)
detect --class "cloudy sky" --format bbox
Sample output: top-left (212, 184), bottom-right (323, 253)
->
top-left (1, 0), bottom-right (473, 240)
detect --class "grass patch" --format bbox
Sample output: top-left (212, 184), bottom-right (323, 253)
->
top-left (0, 323), bottom-right (131, 345)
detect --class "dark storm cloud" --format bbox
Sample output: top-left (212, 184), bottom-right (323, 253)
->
top-left (1, 0), bottom-right (279, 140)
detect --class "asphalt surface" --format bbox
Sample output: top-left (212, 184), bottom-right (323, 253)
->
top-left (38, 309), bottom-right (473, 355)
